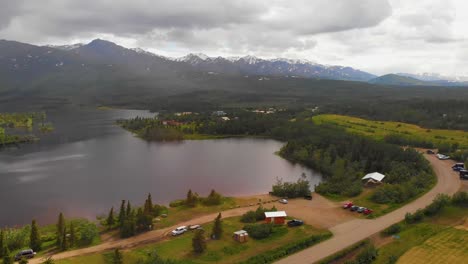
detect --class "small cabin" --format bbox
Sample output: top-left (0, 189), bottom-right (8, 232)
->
top-left (362, 172), bottom-right (385, 186)
top-left (264, 211), bottom-right (287, 224)
top-left (233, 230), bottom-right (249, 243)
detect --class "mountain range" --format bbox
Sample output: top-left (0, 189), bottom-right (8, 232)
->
top-left (0, 38), bottom-right (467, 99)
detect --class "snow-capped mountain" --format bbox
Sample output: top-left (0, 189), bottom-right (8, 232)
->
top-left (172, 53), bottom-right (376, 81)
top-left (397, 72), bottom-right (468, 83)
top-left (45, 43), bottom-right (84, 51)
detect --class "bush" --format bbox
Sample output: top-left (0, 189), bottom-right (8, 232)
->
top-left (271, 176), bottom-right (311, 198)
top-left (240, 233), bottom-right (332, 264)
top-left (78, 222), bottom-right (98, 246)
top-left (381, 224), bottom-right (401, 236)
top-left (423, 194), bottom-right (450, 216)
top-left (240, 211), bottom-right (257, 223)
top-left (405, 209), bottom-right (424, 224)
top-left (169, 199), bottom-right (185, 208)
top-left (243, 224), bottom-right (273, 240)
top-left (451, 192), bottom-right (468, 207)
top-left (202, 190), bottom-right (222, 206)
top-left (318, 240), bottom-right (370, 264)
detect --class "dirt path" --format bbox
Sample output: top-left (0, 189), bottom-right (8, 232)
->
top-left (275, 154), bottom-right (461, 264)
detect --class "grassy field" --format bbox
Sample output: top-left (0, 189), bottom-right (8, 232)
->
top-left (374, 206), bottom-right (468, 264)
top-left (312, 114), bottom-right (468, 149)
top-left (397, 227), bottom-right (468, 264)
top-left (57, 216), bottom-right (330, 264)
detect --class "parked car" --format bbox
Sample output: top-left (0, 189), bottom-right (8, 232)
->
top-left (343, 202), bottom-right (354, 209)
top-left (350, 205), bottom-right (359, 211)
top-left (171, 226), bottom-right (188, 236)
top-left (426, 149), bottom-right (435, 154)
top-left (287, 219), bottom-right (304, 227)
top-left (189, 225), bottom-right (202, 230)
top-left (452, 163), bottom-right (465, 171)
top-left (460, 170), bottom-right (468, 180)
top-left (357, 207), bottom-right (366, 213)
top-left (363, 208), bottom-right (373, 215)
top-left (436, 153), bottom-right (450, 160)
top-left (279, 198), bottom-right (288, 204)
top-left (14, 249), bottom-right (36, 261)
top-left (304, 194), bottom-right (313, 200)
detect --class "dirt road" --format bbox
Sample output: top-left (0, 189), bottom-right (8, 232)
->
top-left (275, 154), bottom-right (461, 264)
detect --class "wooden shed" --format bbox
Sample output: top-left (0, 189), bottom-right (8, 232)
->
top-left (264, 211), bottom-right (287, 224)
top-left (233, 230), bottom-right (249, 243)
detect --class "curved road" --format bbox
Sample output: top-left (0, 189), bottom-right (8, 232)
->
top-left (31, 154), bottom-right (460, 264)
top-left (275, 154), bottom-right (461, 264)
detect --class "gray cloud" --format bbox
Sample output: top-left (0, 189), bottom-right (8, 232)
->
top-left (0, 0), bottom-right (466, 76)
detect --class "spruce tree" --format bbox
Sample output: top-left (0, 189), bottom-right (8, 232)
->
top-left (107, 207), bottom-right (115, 228)
top-left (144, 193), bottom-right (153, 215)
top-left (56, 213), bottom-right (65, 248)
top-left (212, 213), bottom-right (223, 240)
top-left (186, 189), bottom-right (197, 207)
top-left (126, 201), bottom-right (132, 217)
top-left (69, 222), bottom-right (76, 248)
top-left (192, 229), bottom-right (207, 254)
top-left (112, 248), bottom-right (123, 264)
top-left (30, 219), bottom-right (42, 252)
top-left (118, 200), bottom-right (126, 227)
top-left (61, 226), bottom-right (68, 251)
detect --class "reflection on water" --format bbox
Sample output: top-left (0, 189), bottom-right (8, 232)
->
top-left (0, 109), bottom-right (321, 226)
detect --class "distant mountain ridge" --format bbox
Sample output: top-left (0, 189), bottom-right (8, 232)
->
top-left (40, 39), bottom-right (377, 82)
top-left (369, 73), bottom-right (468, 86)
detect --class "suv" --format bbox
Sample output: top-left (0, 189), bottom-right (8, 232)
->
top-left (350, 205), bottom-right (359, 211)
top-left (287, 219), bottom-right (304, 227)
top-left (452, 163), bottom-right (465, 171)
top-left (460, 170), bottom-right (468, 180)
top-left (14, 249), bottom-right (36, 261)
top-left (171, 226), bottom-right (188, 236)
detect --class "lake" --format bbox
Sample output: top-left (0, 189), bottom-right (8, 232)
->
top-left (0, 108), bottom-right (322, 226)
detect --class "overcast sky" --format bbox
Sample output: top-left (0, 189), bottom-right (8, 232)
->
top-left (0, 0), bottom-right (467, 75)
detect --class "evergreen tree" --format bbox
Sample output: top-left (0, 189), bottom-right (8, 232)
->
top-left (211, 213), bottom-right (223, 240)
top-left (30, 219), bottom-right (42, 252)
top-left (112, 248), bottom-right (123, 264)
top-left (186, 189), bottom-right (198, 207)
top-left (0, 229), bottom-right (4, 258)
top-left (144, 193), bottom-right (153, 215)
top-left (118, 200), bottom-right (126, 227)
top-left (2, 247), bottom-right (12, 264)
top-left (56, 213), bottom-right (65, 248)
top-left (126, 201), bottom-right (132, 217)
top-left (136, 208), bottom-right (152, 232)
top-left (192, 229), bottom-right (207, 254)
top-left (107, 207), bottom-right (115, 228)
top-left (69, 222), bottom-right (76, 248)
top-left (120, 210), bottom-right (136, 238)
top-left (61, 226), bottom-right (68, 251)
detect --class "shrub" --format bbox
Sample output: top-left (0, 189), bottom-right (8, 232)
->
top-left (451, 192), bottom-right (468, 207)
top-left (78, 222), bottom-right (98, 246)
top-left (405, 209), bottom-right (424, 224)
top-left (240, 233), bottom-right (332, 264)
top-left (271, 176), bottom-right (311, 198)
top-left (243, 224), bottom-right (273, 240)
top-left (202, 190), bottom-right (222, 206)
top-left (423, 194), bottom-right (450, 216)
top-left (381, 224), bottom-right (401, 236)
top-left (169, 199), bottom-right (185, 208)
top-left (240, 211), bottom-right (257, 223)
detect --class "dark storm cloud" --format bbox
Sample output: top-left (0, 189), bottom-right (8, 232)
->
top-left (0, 0), bottom-right (392, 40)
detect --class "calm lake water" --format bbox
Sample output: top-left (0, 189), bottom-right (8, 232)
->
top-left (0, 108), bottom-right (322, 226)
